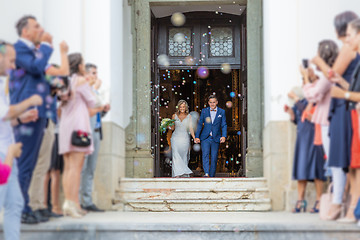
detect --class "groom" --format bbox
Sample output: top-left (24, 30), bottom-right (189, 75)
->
top-left (195, 95), bottom-right (227, 177)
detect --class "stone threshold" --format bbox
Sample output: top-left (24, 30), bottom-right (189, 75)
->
top-left (2, 212), bottom-right (359, 240)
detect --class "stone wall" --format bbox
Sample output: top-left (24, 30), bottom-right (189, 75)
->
top-left (93, 122), bottom-right (126, 210)
top-left (263, 120), bottom-right (319, 211)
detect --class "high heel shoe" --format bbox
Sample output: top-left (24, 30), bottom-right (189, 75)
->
top-left (309, 200), bottom-right (320, 213)
top-left (337, 206), bottom-right (357, 223)
top-left (292, 200), bottom-right (307, 213)
top-left (62, 200), bottom-right (82, 218)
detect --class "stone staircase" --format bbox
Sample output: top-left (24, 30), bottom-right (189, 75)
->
top-left (114, 177), bottom-right (272, 212)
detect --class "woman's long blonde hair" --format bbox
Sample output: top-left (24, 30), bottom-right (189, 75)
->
top-left (176, 100), bottom-right (189, 114)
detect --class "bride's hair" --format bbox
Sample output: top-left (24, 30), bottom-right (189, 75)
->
top-left (176, 100), bottom-right (189, 114)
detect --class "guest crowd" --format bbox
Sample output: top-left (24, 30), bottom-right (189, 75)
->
top-left (0, 15), bottom-right (110, 239)
top-left (285, 11), bottom-right (360, 226)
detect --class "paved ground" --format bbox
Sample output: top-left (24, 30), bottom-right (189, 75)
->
top-left (1, 211), bottom-right (360, 240)
top-left (1, 211), bottom-right (358, 228)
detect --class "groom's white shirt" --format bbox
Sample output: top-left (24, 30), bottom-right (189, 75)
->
top-left (209, 107), bottom-right (217, 136)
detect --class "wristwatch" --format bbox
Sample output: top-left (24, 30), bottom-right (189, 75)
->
top-left (344, 92), bottom-right (350, 100)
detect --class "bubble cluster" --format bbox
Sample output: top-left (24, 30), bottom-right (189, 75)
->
top-left (226, 101), bottom-right (233, 108)
top-left (37, 83), bottom-right (46, 93)
top-left (221, 63), bottom-right (231, 74)
top-left (137, 133), bottom-right (146, 144)
top-left (205, 117), bottom-right (211, 123)
top-left (171, 12), bottom-right (186, 27)
top-left (157, 54), bottom-right (170, 67)
top-left (193, 144), bottom-right (201, 152)
top-left (174, 32), bottom-right (186, 43)
top-left (197, 66), bottom-right (209, 79)
top-left (185, 56), bottom-right (195, 65)
top-left (19, 125), bottom-right (34, 136)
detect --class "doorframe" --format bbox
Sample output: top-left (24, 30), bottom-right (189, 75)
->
top-left (125, 0), bottom-right (263, 178)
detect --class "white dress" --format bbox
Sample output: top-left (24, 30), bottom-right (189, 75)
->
top-left (170, 114), bottom-right (193, 177)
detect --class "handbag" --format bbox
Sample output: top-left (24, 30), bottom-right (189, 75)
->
top-left (71, 130), bottom-right (91, 147)
top-left (319, 183), bottom-right (332, 220)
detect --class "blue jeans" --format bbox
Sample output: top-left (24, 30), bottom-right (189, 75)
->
top-left (201, 136), bottom-right (220, 177)
top-left (80, 128), bottom-right (101, 207)
top-left (0, 160), bottom-right (24, 240)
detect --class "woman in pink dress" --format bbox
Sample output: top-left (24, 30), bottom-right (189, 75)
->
top-left (59, 53), bottom-right (97, 218)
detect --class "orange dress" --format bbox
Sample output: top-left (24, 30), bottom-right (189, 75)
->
top-left (351, 109), bottom-right (360, 168)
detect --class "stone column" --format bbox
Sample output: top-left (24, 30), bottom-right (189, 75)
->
top-left (246, 0), bottom-right (264, 177)
top-left (125, 0), bottom-right (154, 178)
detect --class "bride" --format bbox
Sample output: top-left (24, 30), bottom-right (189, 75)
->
top-left (169, 100), bottom-right (195, 177)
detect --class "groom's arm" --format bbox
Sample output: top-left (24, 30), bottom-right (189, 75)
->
top-left (221, 109), bottom-right (227, 138)
top-left (195, 110), bottom-right (204, 138)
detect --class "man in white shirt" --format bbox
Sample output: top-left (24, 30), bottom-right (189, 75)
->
top-left (0, 41), bottom-right (42, 240)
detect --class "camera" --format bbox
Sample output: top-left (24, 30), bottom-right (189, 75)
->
top-left (302, 59), bottom-right (309, 68)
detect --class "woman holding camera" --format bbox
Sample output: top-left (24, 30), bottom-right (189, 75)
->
top-left (312, 11), bottom-right (360, 221)
top-left (303, 40), bottom-right (339, 212)
top-left (287, 67), bottom-right (326, 213)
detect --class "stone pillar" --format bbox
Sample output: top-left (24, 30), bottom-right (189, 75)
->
top-left (125, 0), bottom-right (154, 178)
top-left (246, 0), bottom-right (264, 177)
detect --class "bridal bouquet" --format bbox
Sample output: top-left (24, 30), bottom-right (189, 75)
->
top-left (159, 118), bottom-right (176, 133)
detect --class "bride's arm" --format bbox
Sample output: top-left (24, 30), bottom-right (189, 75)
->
top-left (189, 115), bottom-right (196, 140)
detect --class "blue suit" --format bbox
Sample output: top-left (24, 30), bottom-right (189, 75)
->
top-left (195, 107), bottom-right (227, 177)
top-left (9, 40), bottom-right (53, 214)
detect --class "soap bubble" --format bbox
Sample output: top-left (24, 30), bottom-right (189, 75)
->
top-left (157, 54), bottom-right (170, 67)
top-left (14, 69), bottom-right (25, 78)
top-left (37, 83), bottom-right (46, 93)
top-left (171, 12), bottom-right (186, 27)
top-left (197, 66), bottom-right (209, 79)
top-left (190, 111), bottom-right (200, 131)
top-left (19, 126), bottom-right (34, 136)
top-left (45, 95), bottom-right (54, 104)
top-left (226, 101), bottom-right (233, 108)
top-left (174, 33), bottom-right (186, 43)
top-left (34, 51), bottom-right (43, 59)
top-left (137, 133), bottom-right (145, 144)
top-left (230, 92), bottom-right (236, 98)
top-left (221, 63), bottom-right (231, 74)
top-left (185, 56), bottom-right (195, 65)
top-left (237, 131), bottom-right (241, 135)
top-left (205, 117), bottom-right (211, 123)
top-left (193, 144), bottom-right (201, 152)
top-left (46, 111), bottom-right (53, 119)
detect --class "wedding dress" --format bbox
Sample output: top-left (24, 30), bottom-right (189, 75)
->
top-left (170, 114), bottom-right (193, 177)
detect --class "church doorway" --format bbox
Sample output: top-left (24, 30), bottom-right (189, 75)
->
top-left (151, 10), bottom-right (248, 177)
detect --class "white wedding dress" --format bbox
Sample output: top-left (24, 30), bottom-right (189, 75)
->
top-left (170, 114), bottom-right (193, 177)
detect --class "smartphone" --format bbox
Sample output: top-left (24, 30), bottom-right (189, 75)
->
top-left (302, 59), bottom-right (309, 68)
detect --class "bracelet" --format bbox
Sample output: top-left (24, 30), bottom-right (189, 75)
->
top-left (17, 117), bottom-right (22, 125)
top-left (344, 92), bottom-right (350, 100)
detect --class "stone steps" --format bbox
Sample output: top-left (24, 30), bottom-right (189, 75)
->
top-left (116, 177), bottom-right (272, 212)
top-left (121, 199), bottom-right (272, 212)
top-left (119, 177), bottom-right (268, 189)
top-left (119, 188), bottom-right (269, 200)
